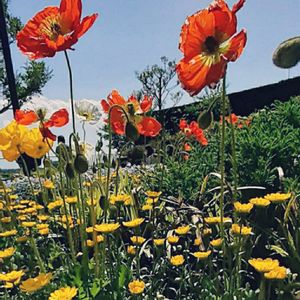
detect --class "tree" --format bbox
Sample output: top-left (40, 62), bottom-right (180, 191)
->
top-left (0, 0), bottom-right (52, 115)
top-left (135, 56), bottom-right (182, 127)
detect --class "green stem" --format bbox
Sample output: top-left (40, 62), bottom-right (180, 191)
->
top-left (30, 235), bottom-right (46, 273)
top-left (258, 276), bottom-right (266, 300)
top-left (64, 50), bottom-right (76, 134)
top-left (228, 106), bottom-right (238, 201)
top-left (220, 74), bottom-right (227, 239)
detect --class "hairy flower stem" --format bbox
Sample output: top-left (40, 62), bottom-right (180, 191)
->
top-left (30, 235), bottom-right (46, 273)
top-left (220, 74), bottom-right (227, 242)
top-left (64, 50), bottom-right (76, 134)
top-left (228, 106), bottom-right (238, 201)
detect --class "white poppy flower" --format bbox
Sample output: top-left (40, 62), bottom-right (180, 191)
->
top-left (75, 99), bottom-right (101, 125)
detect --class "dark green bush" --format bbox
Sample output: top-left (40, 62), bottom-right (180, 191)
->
top-left (143, 97), bottom-right (300, 202)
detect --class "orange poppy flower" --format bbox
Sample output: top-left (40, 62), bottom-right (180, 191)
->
top-left (16, 0), bottom-right (98, 59)
top-left (101, 90), bottom-right (161, 137)
top-left (176, 0), bottom-right (247, 96)
top-left (15, 108), bottom-right (69, 141)
top-left (179, 119), bottom-right (208, 146)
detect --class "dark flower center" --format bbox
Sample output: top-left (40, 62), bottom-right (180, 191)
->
top-left (204, 36), bottom-right (219, 54)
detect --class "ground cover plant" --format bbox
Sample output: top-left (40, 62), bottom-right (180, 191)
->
top-left (0, 0), bottom-right (299, 299)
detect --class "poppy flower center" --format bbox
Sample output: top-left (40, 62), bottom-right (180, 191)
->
top-left (40, 17), bottom-right (62, 40)
top-left (204, 36), bottom-right (219, 54)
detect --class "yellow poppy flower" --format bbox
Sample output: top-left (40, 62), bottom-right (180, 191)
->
top-left (47, 200), bottom-right (63, 210)
top-left (1, 217), bottom-right (11, 223)
top-left (153, 239), bottom-right (165, 246)
top-left (264, 266), bottom-right (287, 280)
top-left (21, 221), bottom-right (36, 228)
top-left (130, 236), bottom-right (146, 245)
top-left (123, 218), bottom-right (144, 228)
top-left (249, 197), bottom-right (270, 207)
top-left (192, 250), bottom-right (211, 260)
top-left (127, 245), bottom-right (136, 255)
top-left (231, 224), bottom-right (252, 236)
top-left (94, 223), bottom-right (120, 234)
top-left (141, 204), bottom-right (153, 211)
top-left (204, 217), bottom-right (232, 225)
top-left (264, 193), bottom-right (291, 204)
top-left (0, 247), bottom-right (15, 259)
top-left (22, 128), bottom-right (53, 159)
top-left (145, 191), bottom-right (162, 198)
top-left (43, 180), bottom-right (55, 189)
top-left (49, 286), bottom-right (78, 300)
top-left (65, 196), bottom-right (78, 204)
top-left (175, 225), bottom-right (190, 235)
top-left (128, 280), bottom-right (145, 295)
top-left (20, 273), bottom-right (52, 293)
top-left (110, 194), bottom-right (132, 205)
top-left (0, 270), bottom-right (24, 286)
top-left (248, 258), bottom-right (280, 273)
top-left (210, 238), bottom-right (223, 248)
top-left (233, 202), bottom-right (253, 214)
top-left (170, 255), bottom-right (185, 266)
top-left (167, 236), bottom-right (179, 244)
top-left (0, 230), bottom-right (17, 237)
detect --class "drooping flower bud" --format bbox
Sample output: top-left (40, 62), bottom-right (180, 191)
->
top-left (273, 37), bottom-right (300, 69)
top-left (65, 162), bottom-right (76, 179)
top-left (197, 109), bottom-right (213, 130)
top-left (74, 154), bottom-right (89, 174)
top-left (125, 122), bottom-right (140, 142)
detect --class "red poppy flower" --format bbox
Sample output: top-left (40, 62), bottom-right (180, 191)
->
top-left (101, 90), bottom-right (161, 137)
top-left (176, 0), bottom-right (247, 96)
top-left (16, 0), bottom-right (98, 59)
top-left (179, 119), bottom-right (208, 146)
top-left (15, 108), bottom-right (69, 141)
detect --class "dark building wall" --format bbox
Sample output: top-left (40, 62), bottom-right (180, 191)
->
top-left (160, 76), bottom-right (300, 132)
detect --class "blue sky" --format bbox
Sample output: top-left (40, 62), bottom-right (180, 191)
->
top-left (9, 0), bottom-right (300, 103)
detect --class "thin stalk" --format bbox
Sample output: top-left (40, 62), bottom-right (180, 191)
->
top-left (219, 75), bottom-right (227, 239)
top-left (64, 50), bottom-right (76, 134)
top-left (228, 106), bottom-right (238, 201)
top-left (29, 235), bottom-right (46, 273)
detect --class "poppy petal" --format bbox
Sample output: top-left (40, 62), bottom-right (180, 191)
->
top-left (73, 14), bottom-right (98, 40)
top-left (16, 7), bottom-right (59, 59)
top-left (222, 29), bottom-right (247, 62)
top-left (101, 100), bottom-right (110, 113)
top-left (59, 0), bottom-right (82, 34)
top-left (137, 117), bottom-right (161, 137)
top-left (110, 107), bottom-right (125, 135)
top-left (48, 109), bottom-right (69, 127)
top-left (108, 90), bottom-right (126, 107)
top-left (232, 0), bottom-right (246, 14)
top-left (40, 127), bottom-right (56, 141)
top-left (176, 55), bottom-right (226, 96)
top-left (15, 109), bottom-right (38, 125)
top-left (140, 96), bottom-right (152, 113)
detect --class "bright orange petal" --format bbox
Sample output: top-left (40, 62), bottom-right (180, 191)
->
top-left (110, 108), bottom-right (125, 135)
top-left (73, 14), bottom-right (98, 40)
top-left (176, 56), bottom-right (226, 96)
top-left (232, 0), bottom-right (246, 14)
top-left (59, 0), bottom-right (82, 33)
top-left (140, 96), bottom-right (152, 113)
top-left (45, 109), bottom-right (69, 128)
top-left (108, 90), bottom-right (126, 107)
top-left (15, 110), bottom-right (38, 125)
top-left (16, 7), bottom-right (59, 59)
top-left (101, 100), bottom-right (110, 113)
top-left (137, 117), bottom-right (161, 137)
top-left (222, 29), bottom-right (247, 62)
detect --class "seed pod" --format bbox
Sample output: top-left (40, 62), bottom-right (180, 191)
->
top-left (95, 140), bottom-right (103, 152)
top-left (74, 154), bottom-right (89, 174)
top-left (198, 110), bottom-right (213, 130)
top-left (125, 122), bottom-right (140, 142)
top-left (65, 163), bottom-right (75, 179)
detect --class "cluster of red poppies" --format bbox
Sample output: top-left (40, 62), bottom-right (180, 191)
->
top-left (179, 120), bottom-right (208, 146)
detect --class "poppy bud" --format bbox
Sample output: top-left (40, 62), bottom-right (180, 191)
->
top-left (95, 140), bottom-right (103, 152)
top-left (109, 205), bottom-right (117, 218)
top-left (197, 110), bottom-right (213, 130)
top-left (65, 163), bottom-right (75, 179)
top-left (125, 122), bottom-right (140, 142)
top-left (92, 164), bottom-right (97, 174)
top-left (273, 37), bottom-right (300, 69)
top-left (99, 195), bottom-right (107, 211)
top-left (43, 158), bottom-right (51, 168)
top-left (74, 154), bottom-right (89, 174)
